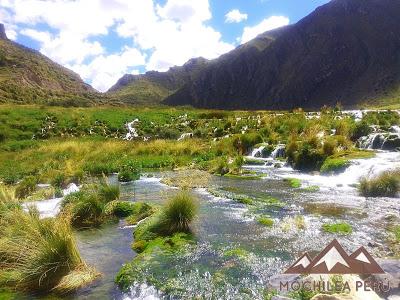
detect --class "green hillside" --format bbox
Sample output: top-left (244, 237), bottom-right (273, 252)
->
top-left (0, 36), bottom-right (100, 106)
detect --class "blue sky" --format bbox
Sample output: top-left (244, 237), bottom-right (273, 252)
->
top-left (1, 0), bottom-right (330, 91)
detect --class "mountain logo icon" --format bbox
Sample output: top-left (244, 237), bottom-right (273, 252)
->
top-left (284, 239), bottom-right (385, 275)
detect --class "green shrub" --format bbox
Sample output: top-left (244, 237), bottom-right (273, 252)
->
top-left (51, 173), bottom-right (66, 188)
top-left (352, 121), bottom-right (372, 140)
top-left (104, 201), bottom-right (136, 218)
top-left (322, 222), bottom-right (352, 235)
top-left (233, 133), bottom-right (263, 154)
top-left (15, 176), bottom-right (37, 199)
top-left (320, 158), bottom-right (350, 174)
top-left (359, 170), bottom-right (400, 197)
top-left (211, 157), bottom-right (230, 176)
top-left (293, 144), bottom-right (325, 172)
top-left (118, 161), bottom-right (141, 182)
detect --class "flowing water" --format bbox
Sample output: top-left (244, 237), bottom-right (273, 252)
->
top-left (28, 153), bottom-right (400, 299)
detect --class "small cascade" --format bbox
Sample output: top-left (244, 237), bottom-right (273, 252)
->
top-left (178, 133), bottom-right (193, 141)
top-left (124, 119), bottom-right (139, 140)
top-left (271, 144), bottom-right (286, 159)
top-left (358, 132), bottom-right (400, 151)
top-left (358, 133), bottom-right (385, 149)
top-left (251, 145), bottom-right (266, 158)
top-left (390, 125), bottom-right (400, 133)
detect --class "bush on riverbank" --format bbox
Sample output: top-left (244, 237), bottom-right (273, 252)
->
top-left (0, 188), bottom-right (97, 293)
top-left (118, 160), bottom-right (141, 182)
top-left (359, 170), bottom-right (400, 197)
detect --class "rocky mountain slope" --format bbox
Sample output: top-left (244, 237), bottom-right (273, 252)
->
top-left (107, 57), bottom-right (208, 105)
top-left (0, 24), bottom-right (99, 106)
top-left (163, 0), bottom-right (400, 110)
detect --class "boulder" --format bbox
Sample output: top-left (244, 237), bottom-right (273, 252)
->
top-left (381, 134), bottom-right (400, 151)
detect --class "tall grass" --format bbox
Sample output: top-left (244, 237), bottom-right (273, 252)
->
top-left (61, 182), bottom-right (120, 228)
top-left (157, 191), bottom-right (198, 235)
top-left (135, 190), bottom-right (198, 241)
top-left (0, 208), bottom-right (97, 293)
top-left (359, 169), bottom-right (400, 197)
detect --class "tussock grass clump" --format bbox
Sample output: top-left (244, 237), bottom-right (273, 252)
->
top-left (0, 185), bottom-right (20, 213)
top-left (159, 191), bottom-right (198, 235)
top-left (61, 182), bottom-right (120, 228)
top-left (134, 191), bottom-right (197, 242)
top-left (359, 170), bottom-right (400, 197)
top-left (15, 176), bottom-right (37, 199)
top-left (0, 208), bottom-right (97, 293)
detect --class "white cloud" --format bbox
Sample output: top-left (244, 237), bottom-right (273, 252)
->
top-left (241, 16), bottom-right (289, 44)
top-left (2, 0), bottom-right (234, 91)
top-left (68, 47), bottom-right (146, 92)
top-left (116, 0), bottom-right (234, 71)
top-left (225, 9), bottom-right (248, 23)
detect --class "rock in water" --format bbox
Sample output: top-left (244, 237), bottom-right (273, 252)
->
top-left (382, 134), bottom-right (400, 151)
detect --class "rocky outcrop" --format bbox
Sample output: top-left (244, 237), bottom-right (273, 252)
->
top-left (0, 24), bottom-right (7, 40)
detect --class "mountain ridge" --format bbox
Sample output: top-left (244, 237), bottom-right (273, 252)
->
top-left (163, 0), bottom-right (400, 110)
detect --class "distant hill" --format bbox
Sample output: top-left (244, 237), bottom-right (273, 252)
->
top-left (163, 0), bottom-right (400, 110)
top-left (0, 24), bottom-right (99, 106)
top-left (107, 57), bottom-right (208, 105)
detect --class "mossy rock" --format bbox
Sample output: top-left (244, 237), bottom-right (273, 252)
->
top-left (257, 216), bottom-right (274, 227)
top-left (322, 222), bottom-right (352, 235)
top-left (320, 158), bottom-right (350, 174)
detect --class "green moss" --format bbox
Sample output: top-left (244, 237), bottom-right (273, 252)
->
top-left (223, 248), bottom-right (249, 258)
top-left (320, 158), bottom-right (350, 174)
top-left (322, 222), bottom-right (352, 235)
top-left (224, 174), bottom-right (263, 180)
top-left (257, 216), bottom-right (274, 227)
top-left (302, 185), bottom-right (320, 192)
top-left (243, 158), bottom-right (265, 165)
top-left (285, 178), bottom-right (302, 188)
top-left (393, 225), bottom-right (400, 242)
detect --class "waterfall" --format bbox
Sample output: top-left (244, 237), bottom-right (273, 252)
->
top-left (358, 132), bottom-right (400, 150)
top-left (125, 119), bottom-right (139, 140)
top-left (271, 144), bottom-right (286, 159)
top-left (251, 145), bottom-right (266, 158)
